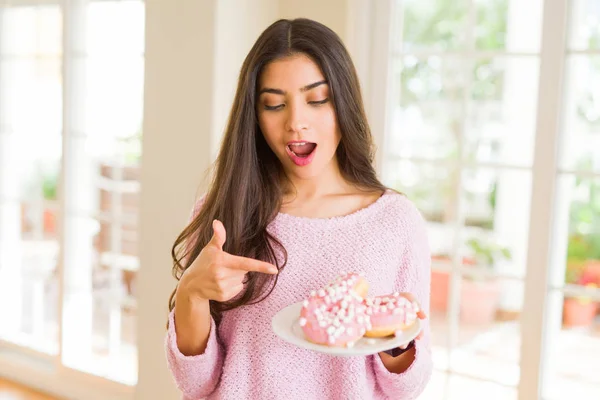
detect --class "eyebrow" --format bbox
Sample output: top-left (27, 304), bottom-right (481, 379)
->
top-left (258, 80), bottom-right (328, 96)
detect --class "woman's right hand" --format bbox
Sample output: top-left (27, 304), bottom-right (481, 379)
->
top-left (179, 219), bottom-right (279, 302)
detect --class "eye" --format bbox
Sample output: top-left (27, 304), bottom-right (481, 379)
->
top-left (308, 98), bottom-right (329, 106)
top-left (264, 104), bottom-right (284, 111)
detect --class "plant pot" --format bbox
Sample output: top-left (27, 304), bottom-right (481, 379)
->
top-left (459, 279), bottom-right (501, 325)
top-left (563, 298), bottom-right (598, 327)
top-left (43, 208), bottom-right (56, 234)
top-left (431, 270), bottom-right (450, 312)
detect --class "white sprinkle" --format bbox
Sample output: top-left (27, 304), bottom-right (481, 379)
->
top-left (310, 290), bottom-right (317, 297)
top-left (319, 321), bottom-right (327, 328)
top-left (303, 300), bottom-right (309, 307)
top-left (327, 326), bottom-right (335, 335)
top-left (299, 318), bottom-right (307, 327)
top-left (346, 341), bottom-right (355, 348)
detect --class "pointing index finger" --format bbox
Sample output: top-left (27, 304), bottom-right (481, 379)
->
top-left (223, 253), bottom-right (278, 274)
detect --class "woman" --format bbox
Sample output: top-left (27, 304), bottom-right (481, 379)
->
top-left (165, 18), bottom-right (432, 400)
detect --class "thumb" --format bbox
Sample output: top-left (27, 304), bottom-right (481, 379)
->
top-left (209, 219), bottom-right (226, 250)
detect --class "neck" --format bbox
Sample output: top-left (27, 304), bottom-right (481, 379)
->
top-left (282, 158), bottom-right (350, 200)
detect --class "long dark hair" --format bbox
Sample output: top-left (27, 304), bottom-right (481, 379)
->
top-left (169, 18), bottom-right (388, 325)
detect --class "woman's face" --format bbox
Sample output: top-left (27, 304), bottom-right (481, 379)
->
top-left (257, 54), bottom-right (341, 181)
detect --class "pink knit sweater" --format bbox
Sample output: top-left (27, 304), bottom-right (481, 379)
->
top-left (165, 189), bottom-right (432, 399)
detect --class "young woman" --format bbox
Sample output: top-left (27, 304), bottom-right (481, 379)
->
top-left (165, 18), bottom-right (432, 400)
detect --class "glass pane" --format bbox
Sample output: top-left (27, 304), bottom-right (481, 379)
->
top-left (568, 0), bottom-right (600, 51)
top-left (398, 0), bottom-right (469, 53)
top-left (60, 0), bottom-right (144, 385)
top-left (475, 0), bottom-right (542, 53)
top-left (543, 293), bottom-right (600, 399)
top-left (0, 5), bottom-right (62, 355)
top-left (436, 169), bottom-right (530, 385)
top-left (388, 56), bottom-right (467, 161)
top-left (384, 160), bottom-right (459, 224)
top-left (420, 371), bottom-right (518, 400)
top-left (560, 56), bottom-right (600, 173)
top-left (87, 1), bottom-right (145, 56)
top-left (384, 160), bottom-right (460, 371)
top-left (466, 57), bottom-right (540, 167)
top-left (543, 175), bottom-right (600, 399)
top-left (0, 6), bottom-right (62, 56)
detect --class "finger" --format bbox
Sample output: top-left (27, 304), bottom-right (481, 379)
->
top-left (417, 310), bottom-right (427, 319)
top-left (208, 219), bottom-right (227, 250)
top-left (223, 253), bottom-right (278, 274)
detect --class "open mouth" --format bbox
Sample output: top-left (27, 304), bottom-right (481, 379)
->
top-left (286, 141), bottom-right (317, 166)
top-left (287, 142), bottom-right (317, 158)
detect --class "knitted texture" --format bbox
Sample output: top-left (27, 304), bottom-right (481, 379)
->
top-left (165, 189), bottom-right (432, 399)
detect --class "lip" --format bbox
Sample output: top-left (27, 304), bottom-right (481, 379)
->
top-left (285, 142), bottom-right (317, 167)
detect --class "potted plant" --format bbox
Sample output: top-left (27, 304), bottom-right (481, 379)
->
top-left (41, 171), bottom-right (59, 234)
top-left (459, 236), bottom-right (512, 325)
top-left (563, 233), bottom-right (600, 327)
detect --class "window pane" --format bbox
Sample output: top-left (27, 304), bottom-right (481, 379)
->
top-left (433, 168), bottom-right (530, 385)
top-left (475, 0), bottom-right (542, 53)
top-left (421, 372), bottom-right (518, 400)
top-left (568, 0), bottom-right (600, 51)
top-left (542, 175), bottom-right (600, 399)
top-left (466, 57), bottom-right (540, 167)
top-left (543, 291), bottom-right (600, 400)
top-left (389, 56), bottom-right (466, 161)
top-left (398, 0), bottom-right (469, 53)
top-left (560, 56), bottom-right (600, 173)
top-left (60, 0), bottom-right (144, 385)
top-left (384, 160), bottom-right (459, 224)
top-left (0, 5), bottom-right (62, 355)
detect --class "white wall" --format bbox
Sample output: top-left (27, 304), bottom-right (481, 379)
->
top-left (136, 1), bottom-right (217, 399)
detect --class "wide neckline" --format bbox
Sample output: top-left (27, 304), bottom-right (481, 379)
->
top-left (274, 188), bottom-right (393, 225)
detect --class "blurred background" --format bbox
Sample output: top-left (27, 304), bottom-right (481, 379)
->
top-left (0, 0), bottom-right (598, 399)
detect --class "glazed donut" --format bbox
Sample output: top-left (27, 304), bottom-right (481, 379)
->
top-left (363, 294), bottom-right (420, 338)
top-left (299, 272), bottom-right (371, 347)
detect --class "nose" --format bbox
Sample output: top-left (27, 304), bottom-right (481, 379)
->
top-left (284, 103), bottom-right (308, 133)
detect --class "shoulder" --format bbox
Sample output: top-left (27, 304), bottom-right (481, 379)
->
top-left (380, 190), bottom-right (426, 229)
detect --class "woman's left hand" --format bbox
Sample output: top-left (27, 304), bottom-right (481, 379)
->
top-left (396, 292), bottom-right (427, 349)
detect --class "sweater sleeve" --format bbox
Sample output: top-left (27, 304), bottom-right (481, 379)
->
top-left (164, 194), bottom-right (226, 399)
top-left (372, 198), bottom-right (433, 399)
top-left (165, 309), bottom-right (225, 399)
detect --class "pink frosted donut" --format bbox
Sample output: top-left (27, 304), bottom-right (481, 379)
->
top-left (299, 272), bottom-right (371, 347)
top-left (363, 293), bottom-right (420, 338)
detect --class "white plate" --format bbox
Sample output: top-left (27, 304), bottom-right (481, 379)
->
top-left (272, 301), bottom-right (421, 357)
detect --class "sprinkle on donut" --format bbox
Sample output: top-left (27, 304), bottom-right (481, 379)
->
top-left (299, 272), bottom-right (420, 347)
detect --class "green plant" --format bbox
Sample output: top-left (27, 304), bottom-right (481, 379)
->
top-left (465, 236), bottom-right (512, 268)
top-left (42, 171), bottom-right (58, 200)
